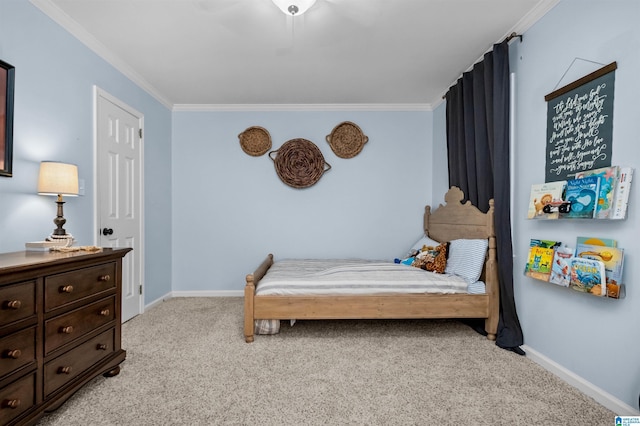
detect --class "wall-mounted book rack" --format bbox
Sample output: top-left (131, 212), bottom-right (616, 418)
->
top-left (527, 166), bottom-right (633, 220)
top-left (524, 237), bottom-right (625, 299)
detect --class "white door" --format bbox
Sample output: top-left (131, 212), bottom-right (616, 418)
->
top-left (95, 87), bottom-right (143, 322)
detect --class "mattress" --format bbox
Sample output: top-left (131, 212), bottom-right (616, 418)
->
top-left (255, 259), bottom-right (485, 296)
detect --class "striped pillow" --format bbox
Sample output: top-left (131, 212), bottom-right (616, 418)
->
top-left (445, 239), bottom-right (488, 283)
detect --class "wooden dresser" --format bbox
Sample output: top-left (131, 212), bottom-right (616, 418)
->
top-left (0, 248), bottom-right (131, 426)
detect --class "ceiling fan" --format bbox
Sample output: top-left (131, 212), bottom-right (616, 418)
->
top-left (191, 0), bottom-right (377, 56)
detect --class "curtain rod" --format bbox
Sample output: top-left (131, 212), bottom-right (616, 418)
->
top-left (441, 33), bottom-right (522, 100)
top-left (505, 32), bottom-right (522, 43)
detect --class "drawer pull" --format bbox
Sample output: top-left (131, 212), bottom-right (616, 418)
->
top-left (100, 309), bottom-right (110, 316)
top-left (60, 326), bottom-right (74, 334)
top-left (98, 275), bottom-right (111, 282)
top-left (60, 285), bottom-right (74, 293)
top-left (2, 399), bottom-right (21, 409)
top-left (2, 349), bottom-right (22, 359)
top-left (97, 343), bottom-right (108, 350)
top-left (58, 366), bottom-right (72, 375)
top-left (3, 300), bottom-right (21, 310)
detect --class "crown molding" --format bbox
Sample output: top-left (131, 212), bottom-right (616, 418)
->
top-left (29, 0), bottom-right (432, 113)
top-left (30, 0), bottom-right (558, 112)
top-left (509, 0), bottom-right (561, 35)
top-left (172, 103), bottom-right (433, 112)
top-left (30, 0), bottom-right (173, 109)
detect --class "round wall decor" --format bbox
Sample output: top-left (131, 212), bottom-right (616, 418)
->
top-left (269, 139), bottom-right (331, 188)
top-left (238, 126), bottom-right (271, 156)
top-left (326, 121), bottom-right (368, 159)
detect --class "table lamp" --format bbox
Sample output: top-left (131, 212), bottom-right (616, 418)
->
top-left (37, 161), bottom-right (79, 242)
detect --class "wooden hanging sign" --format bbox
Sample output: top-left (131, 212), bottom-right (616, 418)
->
top-left (544, 62), bottom-right (616, 182)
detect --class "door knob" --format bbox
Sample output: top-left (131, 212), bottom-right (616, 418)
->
top-left (102, 228), bottom-right (114, 236)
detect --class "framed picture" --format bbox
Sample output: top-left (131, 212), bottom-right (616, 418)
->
top-left (1, 59), bottom-right (15, 177)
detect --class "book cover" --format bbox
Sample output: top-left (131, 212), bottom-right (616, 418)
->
top-left (569, 257), bottom-right (606, 296)
top-left (575, 243), bottom-right (624, 298)
top-left (525, 240), bottom-right (560, 275)
top-left (25, 240), bottom-right (68, 251)
top-left (527, 181), bottom-right (567, 219)
top-left (606, 282), bottom-right (623, 299)
top-left (611, 167), bottom-right (634, 220)
top-left (529, 239), bottom-right (562, 249)
top-left (548, 246), bottom-right (573, 287)
top-left (575, 236), bottom-right (617, 247)
top-left (560, 176), bottom-right (601, 219)
top-left (525, 246), bottom-right (555, 281)
top-left (575, 166), bottom-right (619, 219)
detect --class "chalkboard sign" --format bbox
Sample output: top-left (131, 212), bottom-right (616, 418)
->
top-left (545, 62), bottom-right (616, 182)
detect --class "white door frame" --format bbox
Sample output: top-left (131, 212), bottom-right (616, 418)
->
top-left (93, 86), bottom-right (145, 319)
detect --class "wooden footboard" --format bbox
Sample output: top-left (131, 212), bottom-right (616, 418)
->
top-left (244, 253), bottom-right (274, 343)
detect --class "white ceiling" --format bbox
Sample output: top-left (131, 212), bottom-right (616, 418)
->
top-left (31, 0), bottom-right (560, 109)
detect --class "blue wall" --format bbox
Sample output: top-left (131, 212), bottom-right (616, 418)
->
top-left (512, 0), bottom-right (639, 410)
top-left (0, 0), bottom-right (173, 304)
top-left (171, 109), bottom-right (434, 292)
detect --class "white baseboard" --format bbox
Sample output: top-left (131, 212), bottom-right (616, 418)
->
top-left (523, 344), bottom-right (639, 415)
top-left (144, 291), bottom-right (172, 311)
top-left (143, 291), bottom-right (242, 311)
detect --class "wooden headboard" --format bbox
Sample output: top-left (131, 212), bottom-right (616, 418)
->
top-left (423, 186), bottom-right (495, 243)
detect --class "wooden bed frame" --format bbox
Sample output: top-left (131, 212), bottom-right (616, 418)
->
top-left (244, 186), bottom-right (499, 343)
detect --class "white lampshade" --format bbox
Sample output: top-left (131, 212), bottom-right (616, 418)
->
top-left (271, 0), bottom-right (316, 16)
top-left (37, 161), bottom-right (79, 196)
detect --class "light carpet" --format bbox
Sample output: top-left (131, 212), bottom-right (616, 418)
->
top-left (37, 297), bottom-right (614, 425)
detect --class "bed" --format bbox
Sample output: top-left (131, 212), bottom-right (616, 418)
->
top-left (243, 186), bottom-right (499, 343)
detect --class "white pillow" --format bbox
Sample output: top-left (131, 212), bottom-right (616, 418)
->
top-left (445, 239), bottom-right (488, 283)
top-left (407, 235), bottom-right (441, 256)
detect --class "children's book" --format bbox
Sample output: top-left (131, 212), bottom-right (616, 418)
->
top-left (525, 240), bottom-right (561, 276)
top-left (611, 167), bottom-right (634, 220)
top-left (575, 166), bottom-right (619, 219)
top-left (605, 282), bottom-right (623, 299)
top-left (548, 246), bottom-right (573, 287)
top-left (575, 236), bottom-right (617, 248)
top-left (525, 246), bottom-right (555, 281)
top-left (575, 243), bottom-right (624, 298)
top-left (527, 181), bottom-right (567, 219)
top-left (529, 239), bottom-right (561, 249)
top-left (569, 257), bottom-right (606, 296)
top-left (560, 176), bottom-right (601, 219)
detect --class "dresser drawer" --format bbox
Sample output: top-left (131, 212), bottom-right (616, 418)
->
top-left (44, 328), bottom-right (115, 398)
top-left (0, 281), bottom-right (36, 328)
top-left (0, 327), bottom-right (36, 380)
top-left (0, 372), bottom-right (36, 425)
top-left (45, 262), bottom-right (116, 312)
top-left (44, 296), bottom-right (115, 355)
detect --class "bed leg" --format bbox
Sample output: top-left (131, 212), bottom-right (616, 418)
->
top-left (244, 274), bottom-right (255, 343)
top-left (484, 235), bottom-right (499, 341)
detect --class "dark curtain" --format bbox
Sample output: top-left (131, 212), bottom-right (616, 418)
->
top-left (445, 40), bottom-right (524, 352)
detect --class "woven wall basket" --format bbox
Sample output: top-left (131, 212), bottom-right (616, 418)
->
top-left (326, 121), bottom-right (368, 159)
top-left (238, 126), bottom-right (271, 156)
top-left (269, 139), bottom-right (331, 188)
